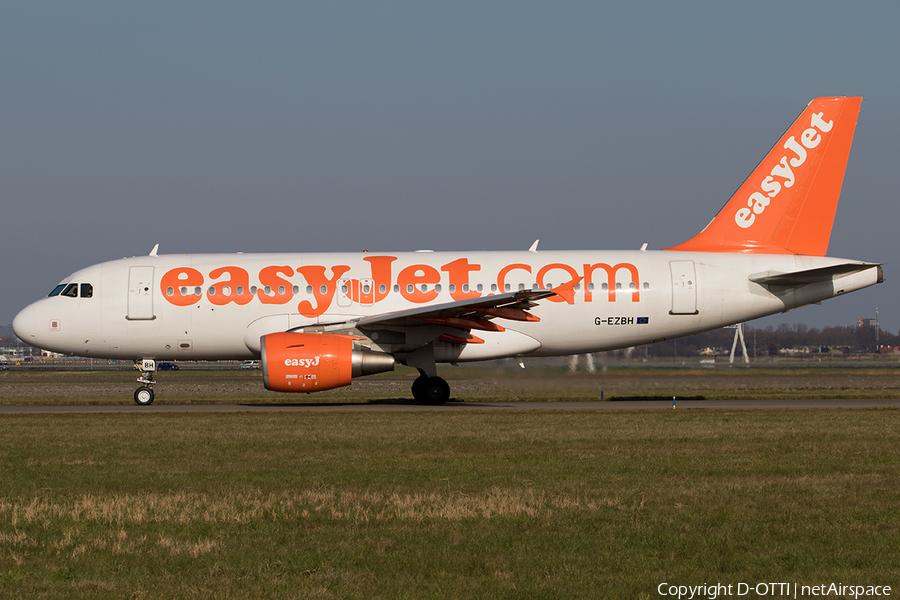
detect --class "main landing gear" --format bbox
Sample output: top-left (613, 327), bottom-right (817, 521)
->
top-left (133, 359), bottom-right (157, 405)
top-left (411, 372), bottom-right (451, 405)
top-left (404, 344), bottom-right (451, 405)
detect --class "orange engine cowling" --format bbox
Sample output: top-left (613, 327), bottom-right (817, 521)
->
top-left (260, 332), bottom-right (395, 393)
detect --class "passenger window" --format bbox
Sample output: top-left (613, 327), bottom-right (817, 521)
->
top-left (48, 284), bottom-right (66, 297)
top-left (61, 283), bottom-right (79, 298)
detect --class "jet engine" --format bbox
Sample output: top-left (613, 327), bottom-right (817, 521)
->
top-left (260, 332), bottom-right (395, 393)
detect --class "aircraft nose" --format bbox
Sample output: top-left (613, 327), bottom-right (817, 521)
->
top-left (12, 304), bottom-right (37, 344)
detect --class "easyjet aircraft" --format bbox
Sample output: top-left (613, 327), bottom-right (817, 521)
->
top-left (13, 97), bottom-right (883, 405)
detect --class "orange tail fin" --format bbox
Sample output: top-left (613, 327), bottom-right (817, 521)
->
top-left (665, 97), bottom-right (861, 256)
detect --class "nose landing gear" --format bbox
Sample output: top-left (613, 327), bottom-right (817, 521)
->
top-left (134, 386), bottom-right (154, 405)
top-left (133, 359), bottom-right (157, 405)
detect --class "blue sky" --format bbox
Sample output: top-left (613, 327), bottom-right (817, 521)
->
top-left (3, 2), bottom-right (899, 331)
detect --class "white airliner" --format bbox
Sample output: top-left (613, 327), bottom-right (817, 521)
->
top-left (12, 97), bottom-right (883, 405)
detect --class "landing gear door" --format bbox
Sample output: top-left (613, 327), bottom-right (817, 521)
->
top-left (128, 266), bottom-right (156, 320)
top-left (669, 261), bottom-right (698, 315)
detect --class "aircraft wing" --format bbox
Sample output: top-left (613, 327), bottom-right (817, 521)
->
top-left (275, 287), bottom-right (563, 353)
top-left (355, 289), bottom-right (556, 329)
top-left (349, 288), bottom-right (559, 349)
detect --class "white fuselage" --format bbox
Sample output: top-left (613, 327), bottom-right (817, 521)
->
top-left (12, 250), bottom-right (881, 362)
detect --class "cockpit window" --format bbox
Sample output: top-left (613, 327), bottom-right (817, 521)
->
top-left (61, 283), bottom-right (79, 298)
top-left (80, 283), bottom-right (93, 298)
top-left (48, 284), bottom-right (66, 297)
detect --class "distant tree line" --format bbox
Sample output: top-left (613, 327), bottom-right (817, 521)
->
top-left (640, 323), bottom-right (899, 359)
top-left (0, 335), bottom-right (22, 350)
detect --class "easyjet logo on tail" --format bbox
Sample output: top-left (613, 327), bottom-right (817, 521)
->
top-left (734, 111), bottom-right (833, 229)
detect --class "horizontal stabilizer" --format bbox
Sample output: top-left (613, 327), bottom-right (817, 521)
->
top-left (749, 263), bottom-right (881, 286)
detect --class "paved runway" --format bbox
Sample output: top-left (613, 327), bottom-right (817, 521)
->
top-left (2, 399), bottom-right (899, 413)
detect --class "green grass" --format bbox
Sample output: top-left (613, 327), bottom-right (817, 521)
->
top-left (1, 410), bottom-right (899, 598)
